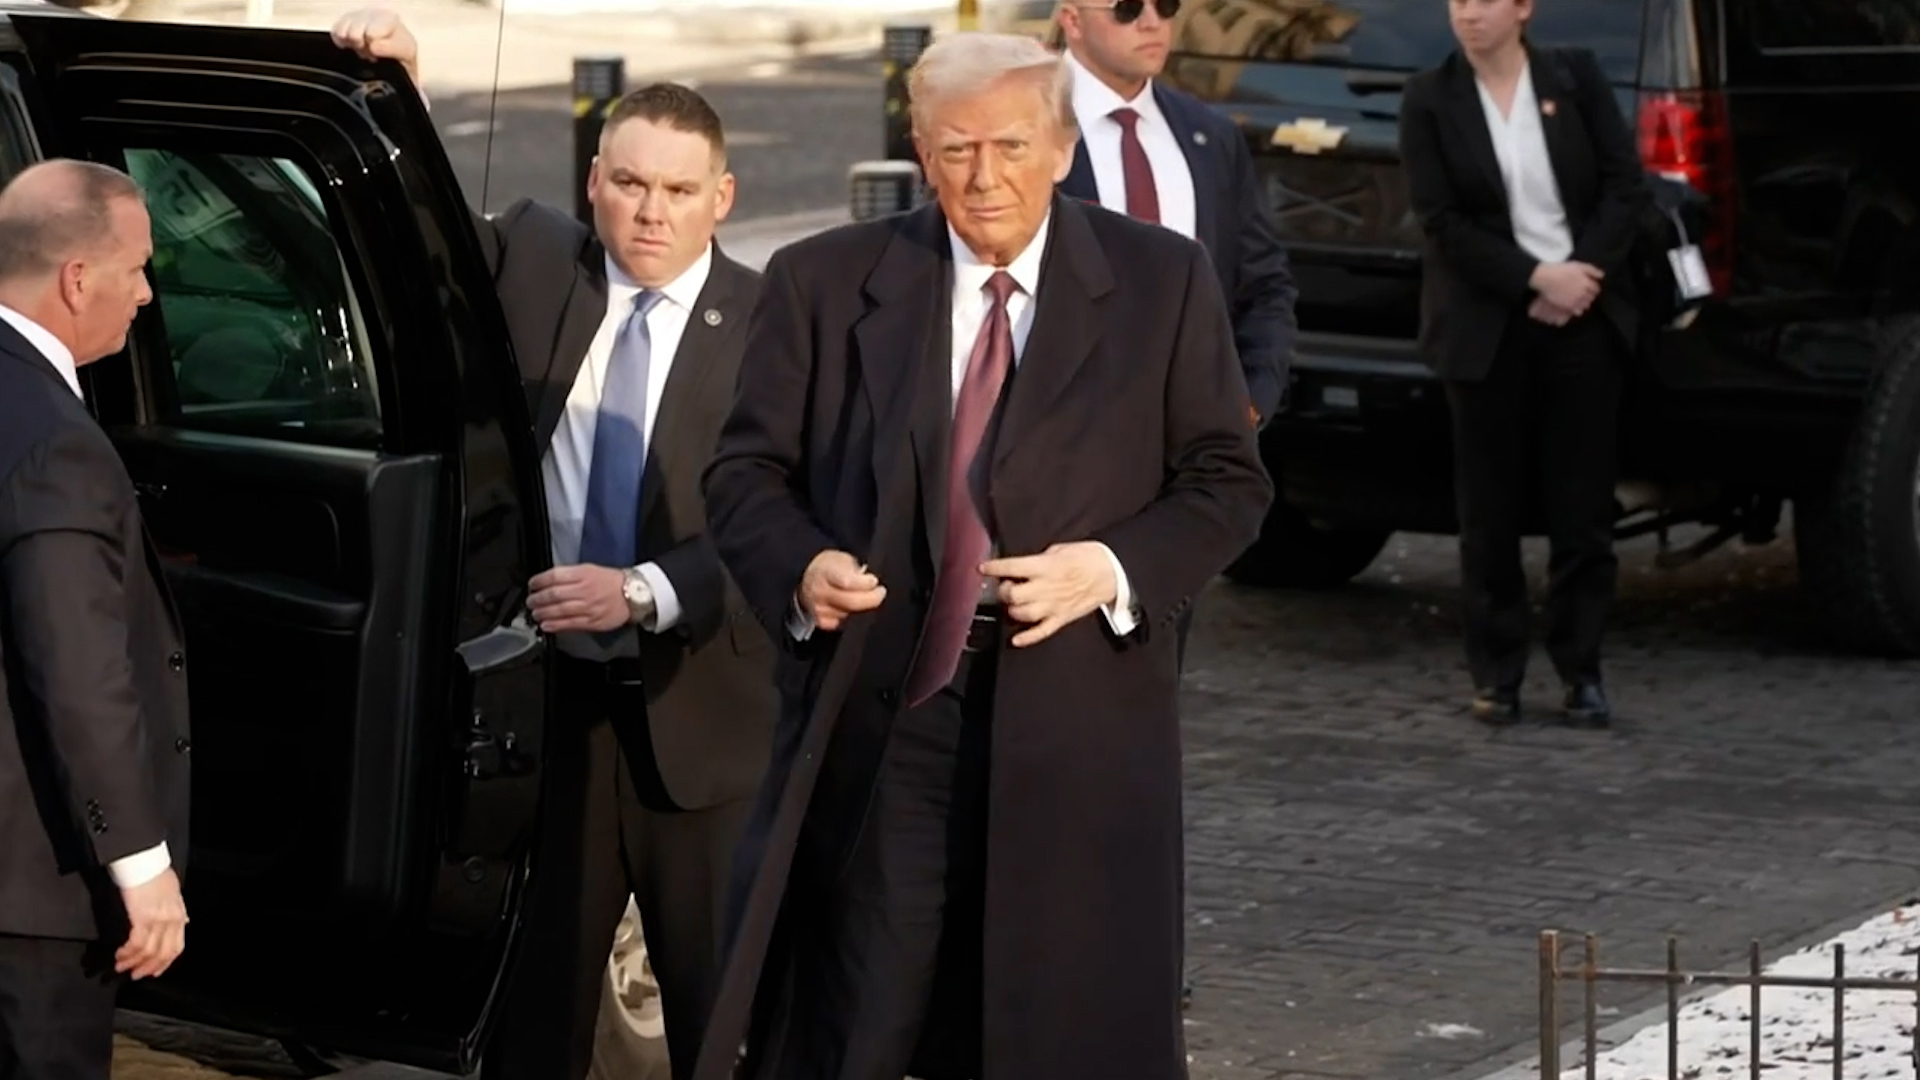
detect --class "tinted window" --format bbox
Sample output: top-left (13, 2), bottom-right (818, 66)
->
top-left (0, 63), bottom-right (36, 185)
top-left (1171, 0), bottom-right (1644, 81)
top-left (122, 148), bottom-right (383, 447)
top-left (1746, 0), bottom-right (1920, 50)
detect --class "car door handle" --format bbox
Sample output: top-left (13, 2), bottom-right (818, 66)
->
top-left (456, 622), bottom-right (541, 676)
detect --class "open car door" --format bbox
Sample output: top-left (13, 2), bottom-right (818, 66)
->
top-left (9, 13), bottom-right (550, 1072)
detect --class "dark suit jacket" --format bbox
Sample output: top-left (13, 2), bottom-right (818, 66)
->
top-left (0, 321), bottom-right (191, 942)
top-left (695, 195), bottom-right (1272, 1080)
top-left (475, 199), bottom-right (774, 812)
top-left (1398, 45), bottom-right (1651, 381)
top-left (1061, 80), bottom-right (1298, 421)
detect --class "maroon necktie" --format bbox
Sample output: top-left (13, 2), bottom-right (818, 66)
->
top-left (905, 270), bottom-right (1019, 706)
top-left (1111, 107), bottom-right (1161, 224)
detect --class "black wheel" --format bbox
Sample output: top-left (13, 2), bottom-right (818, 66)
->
top-left (1224, 500), bottom-right (1391, 589)
top-left (1795, 317), bottom-right (1920, 655)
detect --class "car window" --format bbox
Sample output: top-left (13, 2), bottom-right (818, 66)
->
top-left (0, 61), bottom-right (38, 187)
top-left (1170, 0), bottom-right (1645, 82)
top-left (1745, 0), bottom-right (1920, 50)
top-left (123, 148), bottom-right (383, 448)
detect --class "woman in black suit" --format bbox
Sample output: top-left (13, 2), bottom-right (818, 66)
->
top-left (1398, 0), bottom-right (1650, 727)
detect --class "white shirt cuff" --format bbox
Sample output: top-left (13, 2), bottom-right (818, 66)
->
top-left (634, 562), bottom-right (680, 632)
top-left (108, 841), bottom-right (171, 889)
top-left (1095, 542), bottom-right (1141, 637)
top-left (786, 594), bottom-right (817, 641)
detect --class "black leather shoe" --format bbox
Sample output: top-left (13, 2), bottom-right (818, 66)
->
top-left (1562, 682), bottom-right (1611, 727)
top-left (1471, 686), bottom-right (1521, 725)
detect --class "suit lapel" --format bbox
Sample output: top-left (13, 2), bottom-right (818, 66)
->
top-left (851, 205), bottom-right (951, 553)
top-left (536, 240), bottom-right (610, 450)
top-left (1443, 52), bottom-right (1509, 211)
top-left (1061, 140), bottom-right (1098, 205)
top-left (990, 196), bottom-right (1111, 475)
top-left (1156, 85), bottom-right (1220, 254)
top-left (1525, 44), bottom-right (1585, 217)
top-left (637, 248), bottom-right (748, 536)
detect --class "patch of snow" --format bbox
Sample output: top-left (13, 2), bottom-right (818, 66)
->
top-left (1563, 903), bottom-right (1920, 1079)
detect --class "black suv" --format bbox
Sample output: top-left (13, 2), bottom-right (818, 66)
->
top-left (1164, 0), bottom-right (1920, 655)
top-left (1, 4), bottom-right (554, 1072)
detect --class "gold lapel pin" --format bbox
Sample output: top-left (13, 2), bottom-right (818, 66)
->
top-left (1541, 99), bottom-right (1557, 117)
top-left (703, 309), bottom-right (722, 326)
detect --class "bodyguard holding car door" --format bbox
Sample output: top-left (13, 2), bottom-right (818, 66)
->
top-left (1398, 0), bottom-right (1649, 728)
top-left (0, 159), bottom-right (190, 1079)
top-left (333, 13), bottom-right (774, 1080)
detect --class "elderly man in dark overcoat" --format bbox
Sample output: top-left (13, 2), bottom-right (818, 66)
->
top-left (693, 29), bottom-right (1273, 1080)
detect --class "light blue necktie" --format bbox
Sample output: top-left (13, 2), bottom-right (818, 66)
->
top-left (578, 289), bottom-right (663, 569)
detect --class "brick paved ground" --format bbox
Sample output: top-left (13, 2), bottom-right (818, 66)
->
top-left (1177, 523), bottom-right (1920, 1080)
top-left (112, 521), bottom-right (1920, 1079)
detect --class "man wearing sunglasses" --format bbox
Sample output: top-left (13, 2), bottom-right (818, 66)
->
top-left (1054, 0), bottom-right (1298, 1012)
top-left (1055, 0), bottom-right (1297, 435)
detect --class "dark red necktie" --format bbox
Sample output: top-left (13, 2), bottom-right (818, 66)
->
top-left (1111, 107), bottom-right (1161, 224)
top-left (905, 270), bottom-right (1018, 706)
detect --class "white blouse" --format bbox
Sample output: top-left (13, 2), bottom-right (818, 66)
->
top-left (1474, 63), bottom-right (1575, 264)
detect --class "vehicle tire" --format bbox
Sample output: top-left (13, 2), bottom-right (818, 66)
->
top-left (1224, 499), bottom-right (1391, 589)
top-left (1795, 317), bottom-right (1920, 656)
top-left (586, 898), bottom-right (672, 1080)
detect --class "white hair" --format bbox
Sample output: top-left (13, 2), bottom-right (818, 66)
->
top-left (907, 31), bottom-right (1076, 137)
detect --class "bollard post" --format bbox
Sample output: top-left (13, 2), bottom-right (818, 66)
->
top-left (881, 25), bottom-right (932, 162)
top-left (848, 160), bottom-right (926, 222)
top-left (573, 55), bottom-right (626, 226)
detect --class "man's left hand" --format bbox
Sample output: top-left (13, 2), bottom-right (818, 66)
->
top-left (1528, 296), bottom-right (1576, 326)
top-left (529, 564), bottom-right (628, 634)
top-left (981, 542), bottom-right (1117, 648)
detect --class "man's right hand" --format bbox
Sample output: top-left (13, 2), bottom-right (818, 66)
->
top-left (116, 868), bottom-right (187, 981)
top-left (798, 550), bottom-right (886, 632)
top-left (1529, 261), bottom-right (1604, 315)
top-left (330, 8), bottom-right (421, 87)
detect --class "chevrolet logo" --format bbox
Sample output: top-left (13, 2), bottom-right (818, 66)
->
top-left (1271, 118), bottom-right (1349, 155)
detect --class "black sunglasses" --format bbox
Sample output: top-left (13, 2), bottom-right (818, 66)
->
top-left (1088, 0), bottom-right (1182, 24)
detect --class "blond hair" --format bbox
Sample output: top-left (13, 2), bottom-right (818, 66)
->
top-left (907, 31), bottom-right (1076, 137)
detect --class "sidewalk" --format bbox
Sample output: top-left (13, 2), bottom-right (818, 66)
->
top-left (120, 0), bottom-right (1006, 92)
top-left (716, 206), bottom-right (850, 270)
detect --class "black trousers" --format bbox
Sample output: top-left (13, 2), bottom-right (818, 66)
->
top-left (485, 657), bottom-right (753, 1080)
top-left (1444, 310), bottom-right (1624, 691)
top-left (744, 635), bottom-right (997, 1080)
top-left (0, 936), bottom-right (117, 1080)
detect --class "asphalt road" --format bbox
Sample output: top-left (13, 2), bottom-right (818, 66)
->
top-left (429, 50), bottom-right (883, 224)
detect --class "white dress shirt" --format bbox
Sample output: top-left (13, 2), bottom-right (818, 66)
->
top-left (1475, 63), bottom-right (1575, 264)
top-left (1065, 50), bottom-right (1198, 241)
top-left (787, 215), bottom-right (1141, 641)
top-left (543, 243), bottom-right (714, 652)
top-left (0, 302), bottom-right (170, 890)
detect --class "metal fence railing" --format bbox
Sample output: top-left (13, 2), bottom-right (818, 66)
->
top-left (1538, 929), bottom-right (1920, 1079)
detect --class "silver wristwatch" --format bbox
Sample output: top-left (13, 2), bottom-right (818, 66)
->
top-left (620, 567), bottom-right (653, 624)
